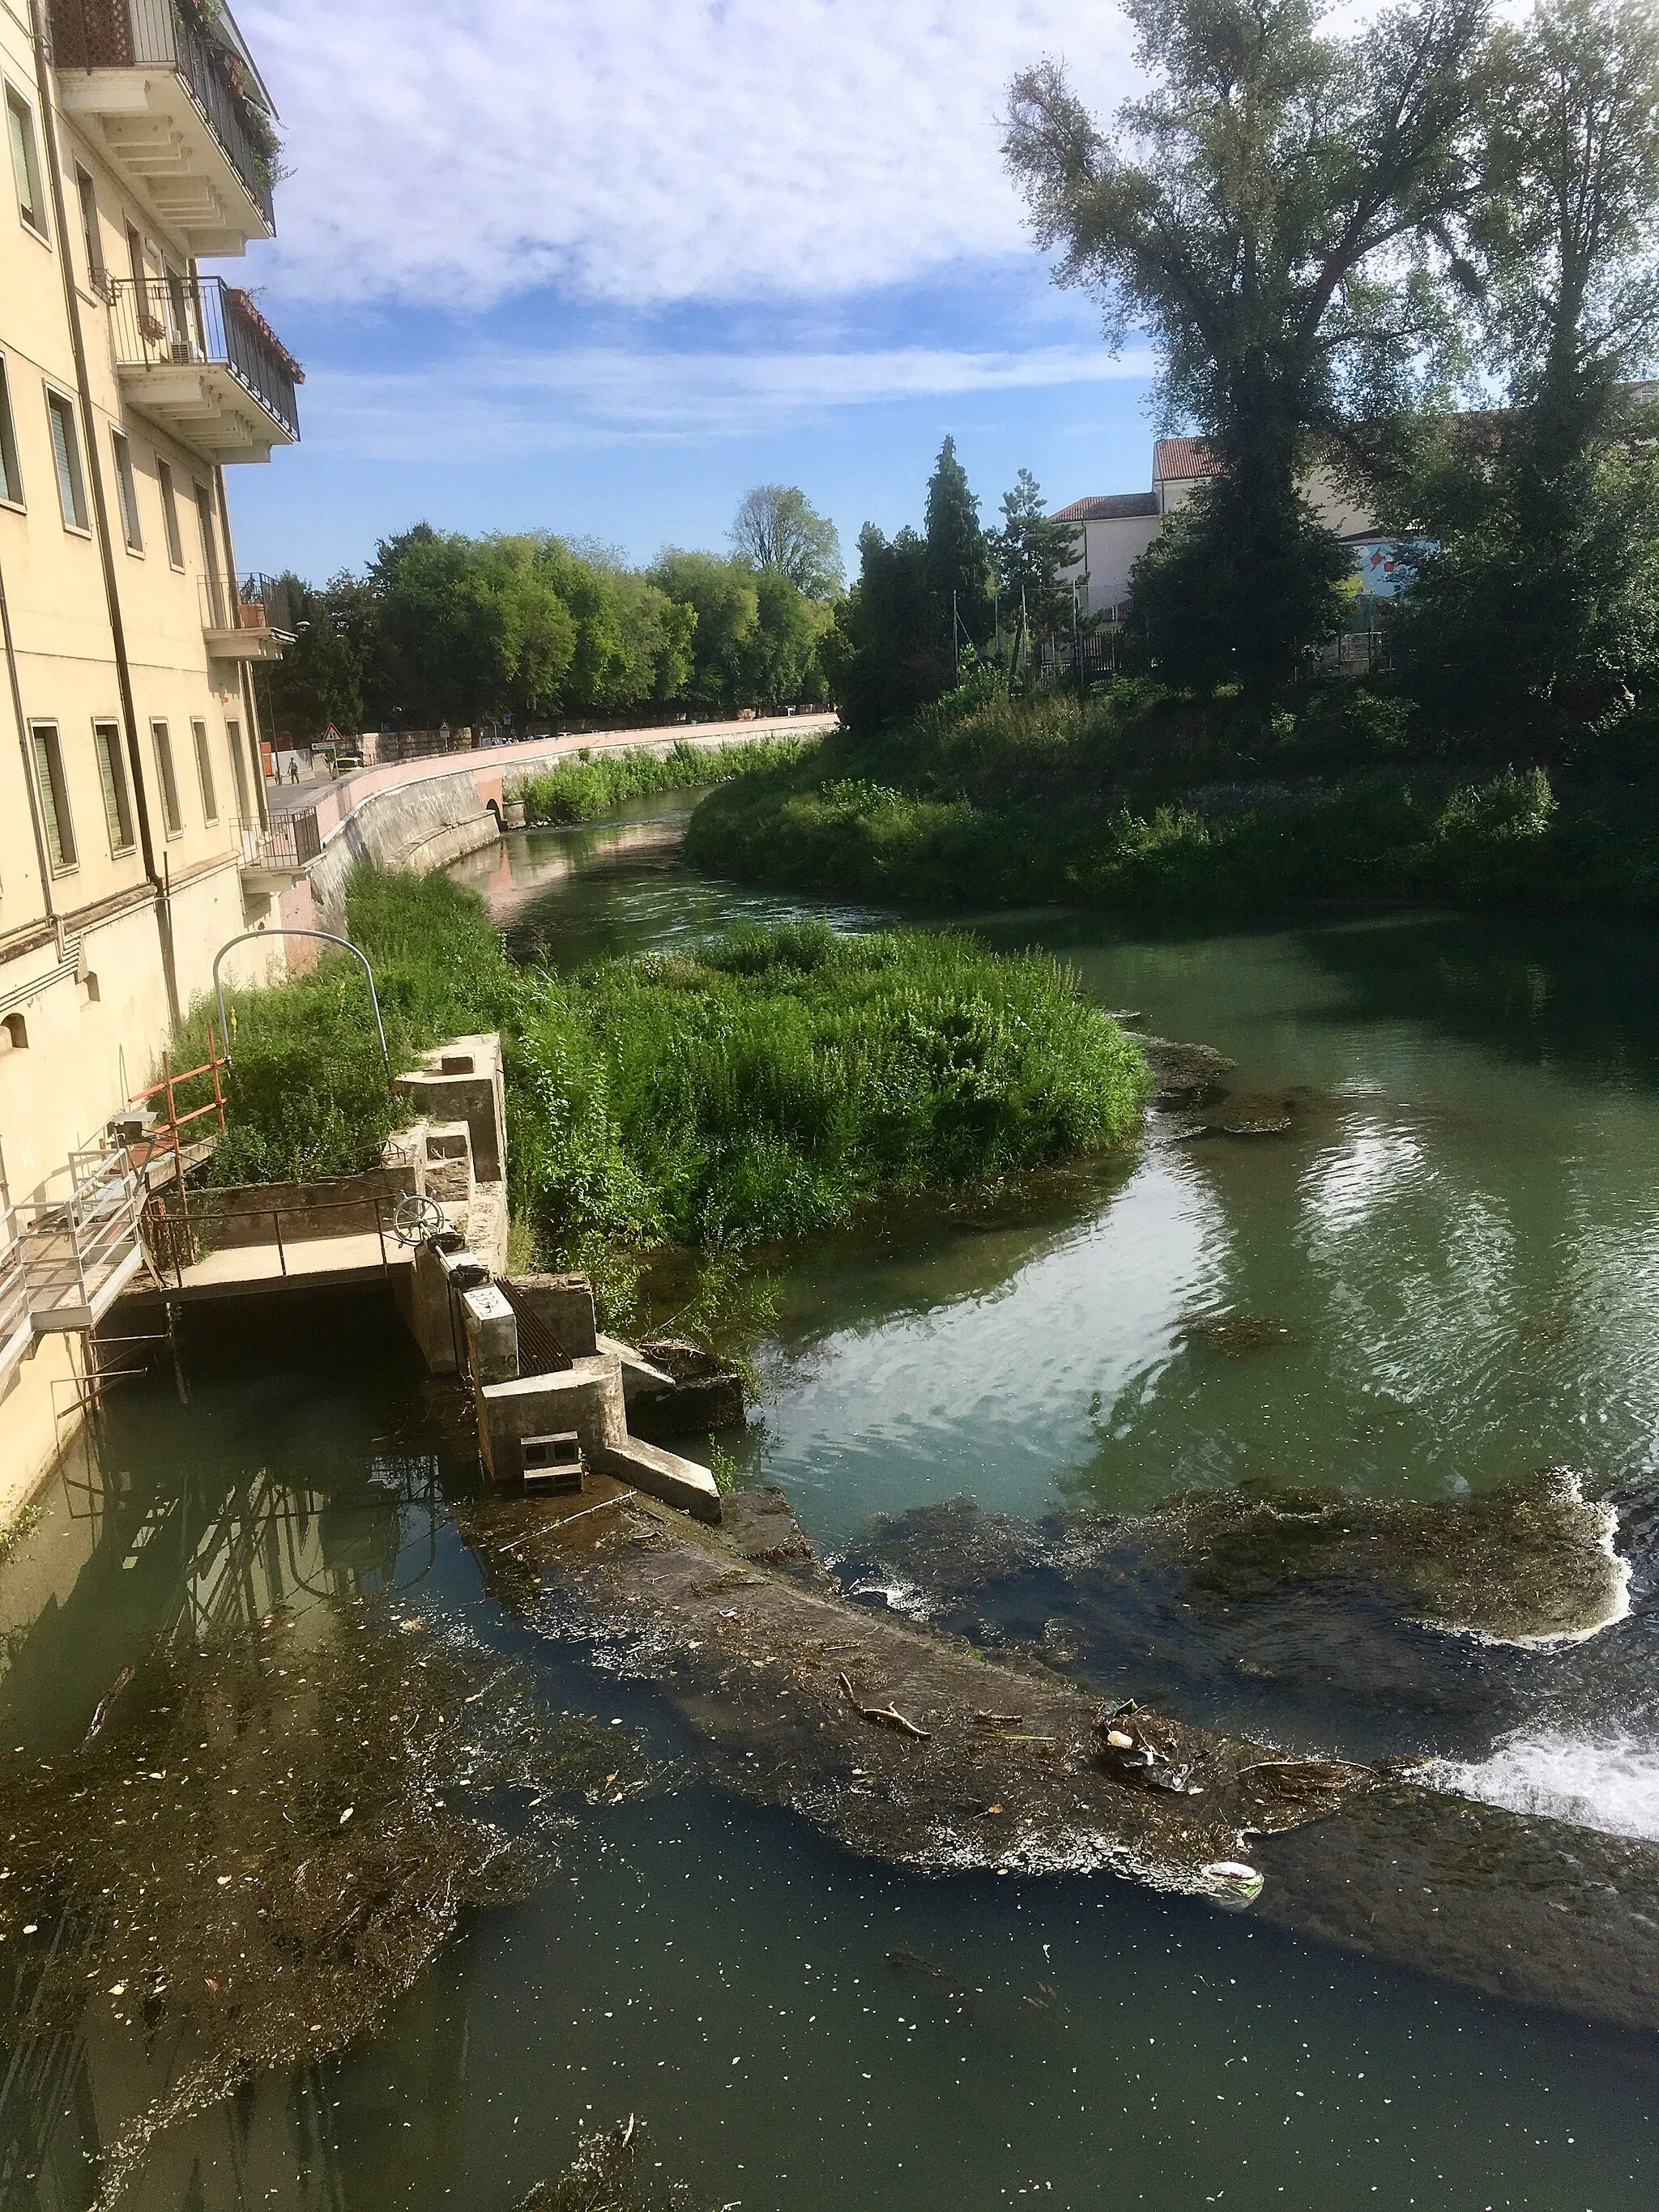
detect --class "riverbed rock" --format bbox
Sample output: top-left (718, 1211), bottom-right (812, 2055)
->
top-left (1137, 1036), bottom-right (1238, 1106)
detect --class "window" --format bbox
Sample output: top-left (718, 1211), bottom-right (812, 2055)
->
top-left (110, 430), bottom-right (142, 551)
top-left (190, 718), bottom-right (217, 823)
top-left (151, 719), bottom-right (182, 835)
top-left (225, 716), bottom-right (250, 821)
top-left (75, 166), bottom-right (103, 287)
top-left (31, 724), bottom-right (77, 871)
top-left (6, 86), bottom-right (46, 240)
top-left (45, 391), bottom-right (88, 532)
top-left (0, 356), bottom-right (21, 507)
top-left (94, 721), bottom-right (134, 853)
top-left (194, 483), bottom-right (224, 620)
top-left (156, 458), bottom-right (183, 567)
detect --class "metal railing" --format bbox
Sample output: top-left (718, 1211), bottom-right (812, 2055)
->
top-left (49, 0), bottom-right (276, 228)
top-left (109, 275), bottom-right (299, 441)
top-left (201, 570), bottom-right (295, 637)
top-left (237, 571), bottom-right (296, 633)
top-left (237, 805), bottom-right (321, 872)
top-left (145, 1190), bottom-right (395, 1286)
top-left (0, 1196), bottom-right (28, 1358)
top-left (19, 1145), bottom-right (145, 1330)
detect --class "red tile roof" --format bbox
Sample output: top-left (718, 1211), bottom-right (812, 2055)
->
top-left (1153, 437), bottom-right (1221, 481)
top-left (1051, 492), bottom-right (1161, 521)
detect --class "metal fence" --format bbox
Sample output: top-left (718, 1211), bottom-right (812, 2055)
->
top-left (49, 0), bottom-right (276, 227)
top-left (201, 569), bottom-right (296, 636)
top-left (19, 1145), bottom-right (144, 1331)
top-left (237, 805), bottom-right (321, 872)
top-left (109, 275), bottom-right (298, 441)
top-left (144, 1190), bottom-right (396, 1286)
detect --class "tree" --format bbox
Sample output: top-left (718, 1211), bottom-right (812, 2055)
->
top-left (1004, 0), bottom-right (1490, 685)
top-left (1478, 0), bottom-right (1659, 450)
top-left (825, 524), bottom-right (951, 729)
top-left (651, 550), bottom-right (761, 706)
top-left (262, 571), bottom-right (365, 742)
top-left (734, 569), bottom-right (833, 705)
top-left (924, 436), bottom-right (995, 649)
top-left (991, 470), bottom-right (1081, 642)
top-left (653, 551), bottom-right (829, 708)
top-left (729, 485), bottom-right (843, 595)
top-left (372, 531), bottom-right (575, 727)
top-left (1382, 0), bottom-right (1659, 723)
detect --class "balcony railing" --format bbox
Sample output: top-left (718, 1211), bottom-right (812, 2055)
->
top-left (201, 569), bottom-right (296, 637)
top-left (237, 806), bottom-right (322, 874)
top-left (109, 275), bottom-right (300, 441)
top-left (49, 0), bottom-right (276, 228)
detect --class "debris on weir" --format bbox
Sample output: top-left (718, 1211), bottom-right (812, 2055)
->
top-left (457, 1482), bottom-right (1377, 1894)
top-left (0, 1605), bottom-right (652, 2209)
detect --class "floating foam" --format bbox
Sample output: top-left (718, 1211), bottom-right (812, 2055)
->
top-left (1427, 1727), bottom-right (1659, 1843)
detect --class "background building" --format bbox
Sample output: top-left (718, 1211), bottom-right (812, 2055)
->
top-left (1056, 437), bottom-right (1384, 622)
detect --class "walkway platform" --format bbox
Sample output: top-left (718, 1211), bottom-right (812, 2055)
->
top-left (124, 1234), bottom-right (408, 1304)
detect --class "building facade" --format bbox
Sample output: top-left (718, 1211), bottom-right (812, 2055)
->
top-left (1, 0), bottom-right (300, 1512)
top-left (1056, 437), bottom-right (1384, 621)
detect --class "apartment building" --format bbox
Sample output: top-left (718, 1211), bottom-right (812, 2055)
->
top-left (1056, 438), bottom-right (1384, 620)
top-left (1, 0), bottom-right (301, 1510)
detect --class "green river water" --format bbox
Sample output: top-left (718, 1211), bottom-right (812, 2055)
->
top-left (2, 795), bottom-right (1658, 2208)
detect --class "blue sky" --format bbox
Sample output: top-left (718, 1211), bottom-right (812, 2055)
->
top-left (220, 0), bottom-right (1162, 582)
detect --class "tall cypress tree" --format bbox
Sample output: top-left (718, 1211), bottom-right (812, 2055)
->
top-left (924, 437), bottom-right (995, 650)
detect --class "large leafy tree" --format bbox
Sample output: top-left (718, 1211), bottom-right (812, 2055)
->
top-left (371, 531), bottom-right (575, 727)
top-left (729, 484), bottom-right (844, 595)
top-left (651, 550), bottom-right (828, 708)
top-left (262, 571), bottom-right (366, 743)
top-left (1004, 0), bottom-right (1490, 686)
top-left (826, 525), bottom-right (949, 729)
top-left (1384, 0), bottom-right (1659, 723)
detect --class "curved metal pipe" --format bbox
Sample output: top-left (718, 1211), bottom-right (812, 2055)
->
top-left (211, 930), bottom-right (391, 1081)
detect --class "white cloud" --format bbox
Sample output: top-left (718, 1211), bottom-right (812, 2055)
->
top-left (239, 0), bottom-right (1136, 309)
top-left (307, 340), bottom-right (1158, 457)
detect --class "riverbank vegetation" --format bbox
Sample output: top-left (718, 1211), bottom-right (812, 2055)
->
top-left (510, 732), bottom-right (817, 826)
top-left (689, 0), bottom-right (1659, 923)
top-left (190, 868), bottom-right (1148, 1328)
top-left (686, 680), bottom-right (1659, 915)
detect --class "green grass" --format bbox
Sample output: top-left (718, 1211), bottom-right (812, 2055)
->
top-left (510, 734), bottom-right (818, 827)
top-left (173, 869), bottom-right (1149, 1330)
top-left (683, 686), bottom-right (1659, 918)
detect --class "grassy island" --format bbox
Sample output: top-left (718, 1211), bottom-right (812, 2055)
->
top-left (187, 867), bottom-right (1147, 1326)
top-left (684, 684), bottom-right (1659, 918)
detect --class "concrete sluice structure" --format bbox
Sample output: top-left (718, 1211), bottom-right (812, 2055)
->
top-left (120, 1029), bottom-right (725, 1521)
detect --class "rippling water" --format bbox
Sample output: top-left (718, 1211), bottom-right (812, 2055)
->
top-left (2, 804), bottom-right (1656, 2206)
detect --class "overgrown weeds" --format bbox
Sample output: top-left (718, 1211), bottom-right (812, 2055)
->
top-left (512, 734), bottom-right (817, 826)
top-left (684, 684), bottom-right (1659, 916)
top-left (172, 873), bottom-right (1149, 1340)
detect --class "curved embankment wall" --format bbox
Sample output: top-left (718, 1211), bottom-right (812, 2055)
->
top-left (294, 719), bottom-right (832, 930)
top-left (304, 771), bottom-right (503, 923)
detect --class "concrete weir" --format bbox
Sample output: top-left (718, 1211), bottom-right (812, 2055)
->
top-left (120, 1031), bottom-right (727, 1522)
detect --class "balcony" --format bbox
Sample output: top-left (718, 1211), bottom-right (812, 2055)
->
top-left (202, 570), bottom-right (294, 660)
top-left (110, 275), bottom-right (300, 462)
top-left (237, 804), bottom-right (321, 890)
top-left (50, 0), bottom-right (277, 255)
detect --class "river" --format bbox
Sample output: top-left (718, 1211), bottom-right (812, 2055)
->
top-left (2, 794), bottom-right (1657, 2207)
